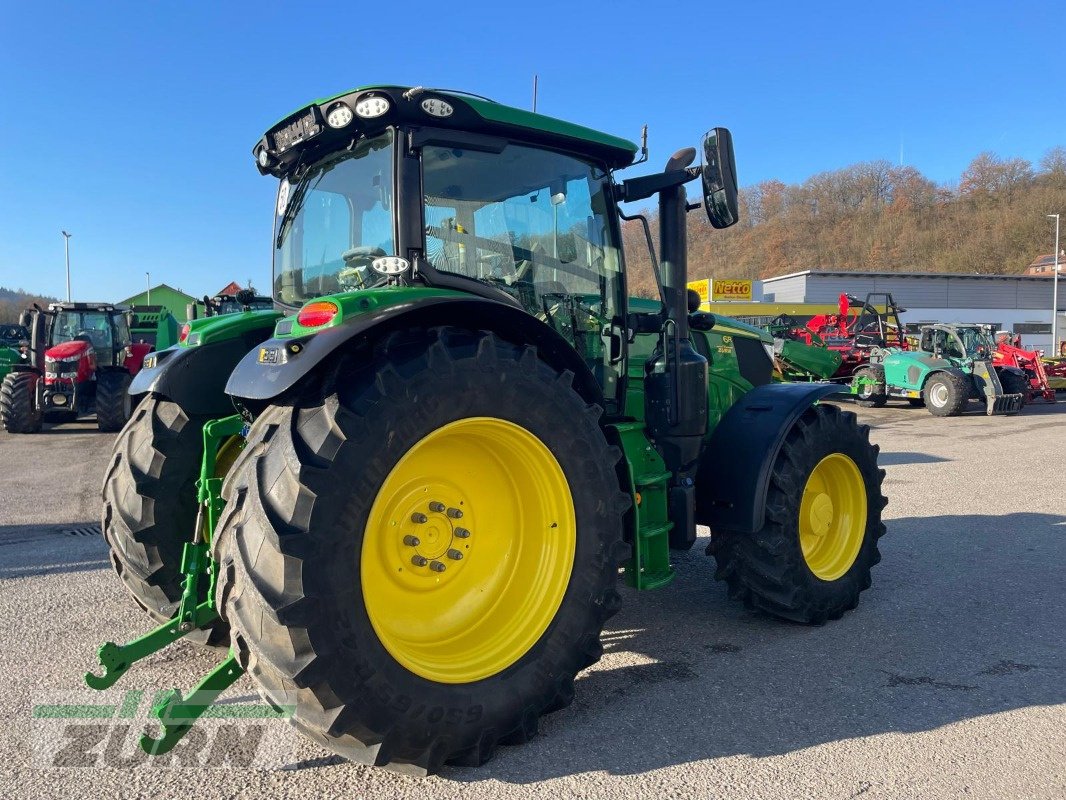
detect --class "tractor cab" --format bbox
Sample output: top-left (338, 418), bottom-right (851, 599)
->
top-left (252, 85), bottom-right (738, 420)
top-left (918, 324), bottom-right (994, 362)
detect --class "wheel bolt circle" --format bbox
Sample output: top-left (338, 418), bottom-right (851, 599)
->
top-left (446, 507), bottom-right (463, 519)
top-left (447, 549), bottom-right (463, 560)
top-left (411, 512), bottom-right (428, 524)
top-left (403, 535), bottom-right (420, 547)
top-left (428, 501), bottom-right (445, 513)
top-left (411, 555), bottom-right (428, 567)
top-left (454, 527), bottom-right (471, 539)
top-left (429, 560), bottom-right (446, 573)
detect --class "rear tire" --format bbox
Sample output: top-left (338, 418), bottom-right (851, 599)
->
top-left (213, 327), bottom-right (628, 774)
top-left (709, 404), bottom-right (886, 624)
top-left (852, 365), bottom-right (887, 408)
top-left (0, 371), bottom-right (42, 433)
top-left (97, 370), bottom-right (133, 432)
top-left (922, 371), bottom-right (969, 417)
top-left (997, 369), bottom-right (1029, 406)
top-left (100, 395), bottom-right (227, 647)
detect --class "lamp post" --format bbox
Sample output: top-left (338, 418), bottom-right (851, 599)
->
top-left (146, 272), bottom-right (151, 305)
top-left (61, 230), bottom-right (72, 301)
top-left (1049, 214), bottom-right (1060, 356)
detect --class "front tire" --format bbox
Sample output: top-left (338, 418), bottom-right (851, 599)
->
top-left (923, 371), bottom-right (969, 417)
top-left (0, 371), bottom-right (42, 433)
top-left (96, 370), bottom-right (133, 432)
top-left (100, 395), bottom-right (227, 646)
top-left (213, 327), bottom-right (628, 774)
top-left (709, 404), bottom-right (886, 624)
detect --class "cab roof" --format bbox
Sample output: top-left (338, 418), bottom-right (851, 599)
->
top-left (254, 84), bottom-right (639, 178)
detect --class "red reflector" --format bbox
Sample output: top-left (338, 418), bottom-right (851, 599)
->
top-left (297, 301), bottom-right (339, 328)
top-left (178, 324), bottom-right (191, 343)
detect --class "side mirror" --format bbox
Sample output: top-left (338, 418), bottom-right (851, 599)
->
top-left (701, 128), bottom-right (739, 229)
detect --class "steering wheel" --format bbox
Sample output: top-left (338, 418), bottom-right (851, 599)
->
top-left (338, 247), bottom-right (388, 290)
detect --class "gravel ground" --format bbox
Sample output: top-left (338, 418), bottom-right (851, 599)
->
top-left (1, 398), bottom-right (1063, 800)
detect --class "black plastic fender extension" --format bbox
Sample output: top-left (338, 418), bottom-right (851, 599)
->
top-left (694, 382), bottom-right (844, 533)
top-left (224, 295), bottom-right (604, 408)
top-left (129, 330), bottom-right (276, 417)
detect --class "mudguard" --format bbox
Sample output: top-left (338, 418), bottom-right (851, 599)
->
top-left (224, 295), bottom-right (604, 406)
top-left (129, 331), bottom-right (275, 417)
top-left (695, 382), bottom-right (843, 533)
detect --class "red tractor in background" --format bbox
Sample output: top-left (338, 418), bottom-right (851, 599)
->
top-left (771, 292), bottom-right (908, 380)
top-left (0, 302), bottom-right (154, 433)
top-left (992, 331), bottom-right (1056, 403)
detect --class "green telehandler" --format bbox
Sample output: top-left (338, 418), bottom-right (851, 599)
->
top-left (851, 323), bottom-right (1027, 416)
top-left (89, 84), bottom-right (887, 774)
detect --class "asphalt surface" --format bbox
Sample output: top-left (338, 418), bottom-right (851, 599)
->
top-left (1, 399), bottom-right (1064, 799)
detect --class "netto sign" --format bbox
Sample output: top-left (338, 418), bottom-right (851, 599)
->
top-left (711, 280), bottom-right (752, 301)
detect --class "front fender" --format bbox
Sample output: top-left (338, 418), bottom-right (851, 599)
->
top-left (225, 295), bottom-right (604, 407)
top-left (695, 382), bottom-right (843, 534)
top-left (130, 330), bottom-right (276, 416)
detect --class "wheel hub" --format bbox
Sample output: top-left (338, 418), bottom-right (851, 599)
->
top-left (808, 493), bottom-right (834, 536)
top-left (400, 492), bottom-right (471, 574)
top-left (798, 453), bottom-right (868, 581)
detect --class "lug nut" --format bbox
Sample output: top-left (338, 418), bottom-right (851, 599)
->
top-left (411, 512), bottom-right (428, 524)
top-left (403, 535), bottom-right (420, 547)
top-left (428, 501), bottom-right (446, 513)
top-left (411, 555), bottom-right (428, 567)
top-left (429, 560), bottom-right (447, 572)
top-left (447, 549), bottom-right (464, 560)
top-left (454, 527), bottom-right (471, 539)
top-left (446, 507), bottom-right (463, 519)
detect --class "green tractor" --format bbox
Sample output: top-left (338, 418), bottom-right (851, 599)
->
top-left (851, 323), bottom-right (1027, 416)
top-left (90, 85), bottom-right (887, 774)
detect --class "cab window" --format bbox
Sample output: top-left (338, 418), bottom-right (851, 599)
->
top-left (422, 143), bottom-right (625, 407)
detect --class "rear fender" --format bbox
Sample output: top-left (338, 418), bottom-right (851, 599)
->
top-left (695, 382), bottom-right (842, 533)
top-left (224, 295), bottom-right (604, 407)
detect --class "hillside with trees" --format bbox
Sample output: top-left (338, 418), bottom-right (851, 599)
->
top-left (0, 287), bottom-right (59, 324)
top-left (623, 147), bottom-right (1066, 298)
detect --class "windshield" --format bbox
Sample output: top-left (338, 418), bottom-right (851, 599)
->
top-left (51, 311), bottom-right (113, 352)
top-left (273, 131), bottom-right (395, 306)
top-left (957, 327), bottom-right (994, 357)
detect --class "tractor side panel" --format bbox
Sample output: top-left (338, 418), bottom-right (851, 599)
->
top-left (694, 382), bottom-right (842, 533)
top-left (883, 352), bottom-right (943, 391)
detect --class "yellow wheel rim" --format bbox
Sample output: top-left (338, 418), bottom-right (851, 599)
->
top-left (798, 453), bottom-right (867, 581)
top-left (361, 417), bottom-right (576, 684)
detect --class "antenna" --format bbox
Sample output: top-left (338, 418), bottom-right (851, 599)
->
top-left (532, 74), bottom-right (538, 113)
top-left (631, 125), bottom-right (650, 166)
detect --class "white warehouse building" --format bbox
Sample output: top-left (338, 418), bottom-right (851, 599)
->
top-left (759, 270), bottom-right (1066, 354)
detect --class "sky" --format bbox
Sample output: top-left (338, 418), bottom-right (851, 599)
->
top-left (1, 0), bottom-right (1063, 302)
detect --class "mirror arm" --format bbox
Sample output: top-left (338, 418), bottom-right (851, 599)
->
top-left (617, 167), bottom-right (700, 203)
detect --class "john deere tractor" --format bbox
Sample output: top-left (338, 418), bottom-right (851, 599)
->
top-left (90, 85), bottom-right (887, 774)
top-left (851, 323), bottom-right (1026, 416)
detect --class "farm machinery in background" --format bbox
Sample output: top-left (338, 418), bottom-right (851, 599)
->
top-left (0, 323), bottom-right (31, 382)
top-left (992, 332), bottom-right (1056, 403)
top-left (851, 323), bottom-right (1026, 416)
top-left (0, 302), bottom-right (176, 433)
top-left (763, 292), bottom-right (906, 382)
